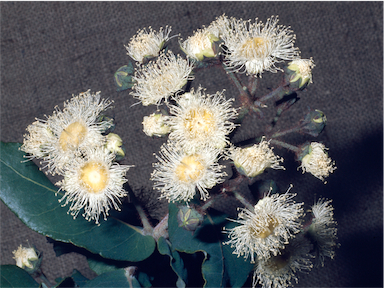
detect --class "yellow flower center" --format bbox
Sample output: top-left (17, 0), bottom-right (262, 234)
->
top-left (175, 155), bottom-right (204, 183)
top-left (80, 161), bottom-right (109, 194)
top-left (184, 108), bottom-right (215, 137)
top-left (250, 215), bottom-right (279, 239)
top-left (59, 121), bottom-right (87, 151)
top-left (240, 37), bottom-right (269, 59)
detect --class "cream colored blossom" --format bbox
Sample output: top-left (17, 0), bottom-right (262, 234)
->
top-left (287, 58), bottom-right (315, 88)
top-left (180, 28), bottom-right (219, 61)
top-left (12, 245), bottom-right (39, 269)
top-left (167, 87), bottom-right (238, 153)
top-left (253, 235), bottom-right (313, 288)
top-left (308, 198), bottom-right (338, 267)
top-left (221, 16), bottom-right (300, 76)
top-left (229, 138), bottom-right (284, 177)
top-left (151, 141), bottom-right (226, 203)
top-left (224, 191), bottom-right (304, 262)
top-left (299, 142), bottom-right (336, 182)
top-left (57, 147), bottom-right (132, 224)
top-left (131, 51), bottom-right (194, 106)
top-left (21, 90), bottom-right (112, 175)
top-left (142, 112), bottom-right (171, 137)
top-left (125, 26), bottom-right (172, 63)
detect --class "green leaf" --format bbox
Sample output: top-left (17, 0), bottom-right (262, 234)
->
top-left (168, 203), bottom-right (253, 287)
top-left (0, 142), bottom-right (155, 262)
top-left (157, 236), bottom-right (187, 287)
top-left (222, 221), bottom-right (254, 288)
top-left (70, 269), bottom-right (89, 287)
top-left (87, 256), bottom-right (129, 276)
top-left (0, 265), bottom-right (40, 288)
top-left (83, 269), bottom-right (141, 288)
top-left (168, 203), bottom-right (226, 287)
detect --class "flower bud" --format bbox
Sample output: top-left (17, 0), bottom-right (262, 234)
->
top-left (177, 206), bottom-right (204, 232)
top-left (114, 63), bottom-right (136, 92)
top-left (180, 29), bottom-right (220, 62)
top-left (12, 245), bottom-right (42, 274)
top-left (285, 58), bottom-right (315, 90)
top-left (105, 133), bottom-right (125, 160)
top-left (299, 109), bottom-right (327, 137)
top-left (97, 114), bottom-right (115, 135)
top-left (229, 139), bottom-right (284, 178)
top-left (142, 112), bottom-right (171, 137)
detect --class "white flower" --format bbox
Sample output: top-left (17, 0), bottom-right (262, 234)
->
top-left (57, 147), bottom-right (132, 224)
top-left (180, 28), bottom-right (219, 61)
top-left (308, 198), bottom-right (338, 267)
top-left (21, 90), bottom-right (112, 175)
top-left (125, 26), bottom-right (172, 63)
top-left (131, 51), bottom-right (194, 106)
top-left (12, 245), bottom-right (39, 269)
top-left (221, 16), bottom-right (300, 76)
top-left (151, 141), bottom-right (226, 203)
top-left (142, 112), bottom-right (171, 137)
top-left (298, 142), bottom-right (336, 183)
top-left (167, 87), bottom-right (238, 153)
top-left (229, 138), bottom-right (284, 178)
top-left (224, 191), bottom-right (304, 262)
top-left (287, 58), bottom-right (315, 88)
top-left (253, 235), bottom-right (313, 288)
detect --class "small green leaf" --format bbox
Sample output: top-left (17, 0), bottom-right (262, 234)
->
top-left (0, 265), bottom-right (40, 288)
top-left (0, 142), bottom-right (155, 262)
top-left (157, 236), bottom-right (187, 287)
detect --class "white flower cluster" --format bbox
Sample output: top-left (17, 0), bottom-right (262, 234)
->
top-left (21, 90), bottom-right (132, 224)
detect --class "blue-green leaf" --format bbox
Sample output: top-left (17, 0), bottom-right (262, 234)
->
top-left (0, 142), bottom-right (155, 262)
top-left (0, 265), bottom-right (39, 288)
top-left (157, 236), bottom-right (187, 287)
top-left (83, 269), bottom-right (141, 288)
top-left (168, 203), bottom-right (253, 287)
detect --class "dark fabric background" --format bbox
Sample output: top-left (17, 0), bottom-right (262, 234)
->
top-left (1, 2), bottom-right (383, 287)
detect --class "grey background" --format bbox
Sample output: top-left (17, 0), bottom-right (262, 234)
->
top-left (1, 2), bottom-right (383, 287)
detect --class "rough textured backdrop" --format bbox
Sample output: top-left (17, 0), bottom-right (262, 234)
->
top-left (1, 2), bottom-right (383, 287)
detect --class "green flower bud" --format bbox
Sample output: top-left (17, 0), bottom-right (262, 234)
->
top-left (114, 63), bottom-right (136, 92)
top-left (105, 133), bottom-right (125, 160)
top-left (12, 245), bottom-right (42, 274)
top-left (299, 109), bottom-right (327, 137)
top-left (285, 58), bottom-right (315, 90)
top-left (177, 206), bottom-right (203, 232)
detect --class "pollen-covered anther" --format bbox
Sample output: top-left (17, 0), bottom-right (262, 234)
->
top-left (80, 161), bottom-right (109, 194)
top-left (59, 121), bottom-right (87, 152)
top-left (175, 155), bottom-right (205, 183)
